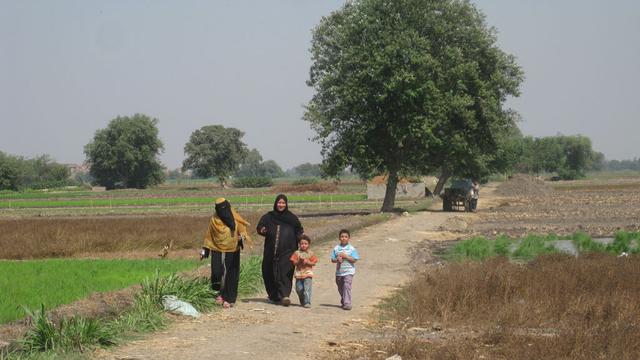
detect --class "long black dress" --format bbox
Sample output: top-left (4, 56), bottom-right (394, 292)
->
top-left (257, 195), bottom-right (304, 302)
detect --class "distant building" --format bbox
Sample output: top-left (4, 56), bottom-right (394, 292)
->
top-left (65, 163), bottom-right (90, 176)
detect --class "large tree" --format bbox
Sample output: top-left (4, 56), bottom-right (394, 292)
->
top-left (182, 125), bottom-right (248, 187)
top-left (305, 0), bottom-right (523, 211)
top-left (84, 114), bottom-right (165, 190)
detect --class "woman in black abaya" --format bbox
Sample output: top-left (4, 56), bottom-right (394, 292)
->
top-left (257, 194), bottom-right (304, 306)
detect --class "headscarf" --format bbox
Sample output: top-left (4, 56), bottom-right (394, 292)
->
top-left (204, 200), bottom-right (252, 252)
top-left (215, 198), bottom-right (235, 232)
top-left (269, 194), bottom-right (303, 235)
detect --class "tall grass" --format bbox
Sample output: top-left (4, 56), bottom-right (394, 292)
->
top-left (0, 259), bottom-right (199, 324)
top-left (238, 256), bottom-right (264, 296)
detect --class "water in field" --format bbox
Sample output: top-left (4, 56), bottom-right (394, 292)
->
top-left (509, 238), bottom-right (615, 257)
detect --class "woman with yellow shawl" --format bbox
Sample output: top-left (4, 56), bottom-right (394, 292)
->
top-left (201, 198), bottom-right (251, 308)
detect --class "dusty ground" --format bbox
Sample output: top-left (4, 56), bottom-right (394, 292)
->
top-left (95, 207), bottom-right (459, 359)
top-left (469, 179), bottom-right (640, 237)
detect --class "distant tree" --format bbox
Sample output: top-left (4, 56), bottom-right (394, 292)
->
top-left (0, 151), bottom-right (21, 191)
top-left (0, 152), bottom-right (75, 190)
top-left (84, 114), bottom-right (165, 190)
top-left (604, 158), bottom-right (640, 171)
top-left (182, 125), bottom-right (248, 187)
top-left (290, 163), bottom-right (322, 177)
top-left (589, 152), bottom-right (605, 171)
top-left (260, 160), bottom-right (285, 178)
top-left (23, 155), bottom-right (71, 189)
top-left (236, 149), bottom-right (263, 178)
top-left (305, 0), bottom-right (523, 211)
top-left (556, 135), bottom-right (595, 179)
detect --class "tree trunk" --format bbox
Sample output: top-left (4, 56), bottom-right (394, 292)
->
top-left (433, 168), bottom-right (452, 196)
top-left (381, 169), bottom-right (399, 212)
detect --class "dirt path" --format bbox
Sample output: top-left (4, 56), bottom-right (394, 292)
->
top-left (97, 205), bottom-right (470, 360)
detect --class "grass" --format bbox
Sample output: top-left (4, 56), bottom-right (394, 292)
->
top-left (0, 259), bottom-right (200, 324)
top-left (0, 194), bottom-right (368, 209)
top-left (4, 257), bottom-right (264, 359)
top-left (447, 232), bottom-right (640, 261)
top-left (358, 253), bottom-right (640, 359)
top-left (511, 234), bottom-right (558, 260)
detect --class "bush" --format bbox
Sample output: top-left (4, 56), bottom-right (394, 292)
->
top-left (291, 178), bottom-right (319, 186)
top-left (232, 176), bottom-right (273, 188)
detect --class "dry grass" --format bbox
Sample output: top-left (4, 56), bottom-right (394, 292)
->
top-left (349, 254), bottom-right (640, 359)
top-left (0, 213), bottom-right (385, 260)
top-left (273, 183), bottom-right (339, 193)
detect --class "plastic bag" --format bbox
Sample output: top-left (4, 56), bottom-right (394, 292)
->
top-left (162, 295), bottom-right (201, 318)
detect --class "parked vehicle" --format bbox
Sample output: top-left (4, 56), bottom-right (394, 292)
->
top-left (441, 179), bottom-right (473, 212)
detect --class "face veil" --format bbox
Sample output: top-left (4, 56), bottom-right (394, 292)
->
top-left (215, 198), bottom-right (236, 232)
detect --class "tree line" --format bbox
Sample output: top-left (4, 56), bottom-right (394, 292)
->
top-left (0, 114), bottom-right (326, 191)
top-left (0, 153), bottom-right (72, 191)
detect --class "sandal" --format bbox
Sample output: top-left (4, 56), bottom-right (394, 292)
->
top-left (222, 301), bottom-right (233, 309)
top-left (215, 295), bottom-right (224, 305)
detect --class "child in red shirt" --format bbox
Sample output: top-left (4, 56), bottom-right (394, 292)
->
top-left (290, 235), bottom-right (318, 308)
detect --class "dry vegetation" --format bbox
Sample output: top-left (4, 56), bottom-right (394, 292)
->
top-left (332, 254), bottom-right (640, 359)
top-left (0, 212), bottom-right (385, 260)
top-left (273, 183), bottom-right (339, 193)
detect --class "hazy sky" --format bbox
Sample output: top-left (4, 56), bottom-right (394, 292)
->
top-left (1, 1), bottom-right (639, 170)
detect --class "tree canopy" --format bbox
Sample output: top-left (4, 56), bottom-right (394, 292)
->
top-left (514, 134), bottom-right (597, 180)
top-left (84, 114), bottom-right (165, 190)
top-left (305, 0), bottom-right (523, 211)
top-left (182, 125), bottom-right (249, 187)
top-left (235, 149), bottom-right (285, 178)
top-left (0, 152), bottom-right (73, 191)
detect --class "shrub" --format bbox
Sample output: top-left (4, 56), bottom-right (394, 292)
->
top-left (512, 235), bottom-right (558, 260)
top-left (20, 305), bottom-right (114, 353)
top-left (291, 178), bottom-right (318, 186)
top-left (232, 176), bottom-right (273, 188)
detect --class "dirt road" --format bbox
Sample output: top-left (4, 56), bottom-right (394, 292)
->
top-left (96, 206), bottom-right (465, 360)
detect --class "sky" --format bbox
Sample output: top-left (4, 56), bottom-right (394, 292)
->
top-left (1, 1), bottom-right (639, 170)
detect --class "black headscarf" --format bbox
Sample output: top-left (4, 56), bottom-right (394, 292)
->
top-left (269, 194), bottom-right (303, 234)
top-left (215, 199), bottom-right (236, 232)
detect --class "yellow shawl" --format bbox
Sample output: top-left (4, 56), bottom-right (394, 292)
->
top-left (203, 209), bottom-right (252, 252)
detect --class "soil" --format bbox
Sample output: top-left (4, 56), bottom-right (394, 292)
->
top-left (495, 173), bottom-right (554, 197)
top-left (471, 179), bottom-right (640, 237)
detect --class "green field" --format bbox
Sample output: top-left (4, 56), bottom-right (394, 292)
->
top-left (0, 259), bottom-right (201, 324)
top-left (0, 193), bottom-right (367, 209)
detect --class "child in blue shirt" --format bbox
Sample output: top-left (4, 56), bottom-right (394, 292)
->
top-left (330, 229), bottom-right (360, 310)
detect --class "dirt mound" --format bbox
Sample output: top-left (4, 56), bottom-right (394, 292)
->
top-left (496, 174), bottom-right (554, 197)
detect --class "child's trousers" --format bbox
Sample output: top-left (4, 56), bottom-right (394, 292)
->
top-left (335, 274), bottom-right (353, 308)
top-left (295, 278), bottom-right (313, 305)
